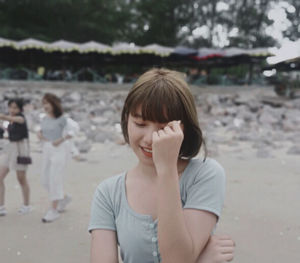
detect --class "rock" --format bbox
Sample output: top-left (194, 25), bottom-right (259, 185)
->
top-left (247, 100), bottom-right (262, 113)
top-left (283, 109), bottom-right (300, 124)
top-left (75, 140), bottom-right (92, 153)
top-left (256, 149), bottom-right (272, 158)
top-left (258, 110), bottom-right (279, 125)
top-left (281, 119), bottom-right (299, 132)
top-left (287, 145), bottom-right (300, 155)
top-left (68, 92), bottom-right (82, 102)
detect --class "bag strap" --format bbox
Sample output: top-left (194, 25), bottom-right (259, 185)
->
top-left (16, 138), bottom-right (30, 157)
top-left (17, 141), bottom-right (21, 155)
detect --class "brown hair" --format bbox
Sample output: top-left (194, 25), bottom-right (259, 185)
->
top-left (42, 93), bottom-right (63, 118)
top-left (121, 68), bottom-right (206, 159)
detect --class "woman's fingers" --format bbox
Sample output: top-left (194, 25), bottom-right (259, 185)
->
top-left (220, 239), bottom-right (236, 247)
top-left (163, 125), bottom-right (173, 134)
top-left (220, 246), bottom-right (235, 254)
top-left (158, 129), bottom-right (165, 137)
top-left (166, 120), bottom-right (181, 130)
top-left (222, 253), bottom-right (234, 262)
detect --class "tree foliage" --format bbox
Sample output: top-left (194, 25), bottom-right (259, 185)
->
top-left (0, 0), bottom-right (298, 47)
top-left (283, 0), bottom-right (300, 41)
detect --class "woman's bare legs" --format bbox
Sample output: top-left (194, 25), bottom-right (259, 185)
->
top-left (0, 166), bottom-right (9, 206)
top-left (52, 200), bottom-right (59, 210)
top-left (16, 170), bottom-right (30, 206)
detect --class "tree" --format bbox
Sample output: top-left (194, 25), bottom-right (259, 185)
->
top-left (283, 0), bottom-right (300, 41)
top-left (0, 0), bottom-right (298, 48)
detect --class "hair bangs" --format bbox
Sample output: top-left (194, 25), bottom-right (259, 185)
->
top-left (129, 81), bottom-right (185, 123)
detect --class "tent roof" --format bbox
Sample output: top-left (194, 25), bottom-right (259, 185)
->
top-left (141, 44), bottom-right (174, 57)
top-left (0, 37), bottom-right (16, 47)
top-left (79, 41), bottom-right (111, 53)
top-left (111, 42), bottom-right (142, 54)
top-left (0, 36), bottom-right (276, 58)
top-left (47, 40), bottom-right (80, 52)
top-left (16, 38), bottom-right (48, 50)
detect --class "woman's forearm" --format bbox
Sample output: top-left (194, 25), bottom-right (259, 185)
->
top-left (0, 114), bottom-right (24, 123)
top-left (157, 168), bottom-right (195, 263)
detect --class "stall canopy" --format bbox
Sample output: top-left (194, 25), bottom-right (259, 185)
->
top-left (0, 36), bottom-right (274, 71)
top-left (0, 37), bottom-right (273, 57)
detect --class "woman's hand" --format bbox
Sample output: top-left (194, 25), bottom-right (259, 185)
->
top-left (65, 134), bottom-right (72, 140)
top-left (0, 113), bottom-right (5, 120)
top-left (52, 135), bottom-right (71, 147)
top-left (37, 131), bottom-right (44, 141)
top-left (52, 138), bottom-right (63, 147)
top-left (152, 120), bottom-right (183, 174)
top-left (197, 235), bottom-right (235, 263)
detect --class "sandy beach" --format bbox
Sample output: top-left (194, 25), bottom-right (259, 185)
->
top-left (0, 82), bottom-right (299, 263)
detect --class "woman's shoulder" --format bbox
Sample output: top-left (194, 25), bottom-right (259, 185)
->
top-left (58, 114), bottom-right (67, 122)
top-left (95, 173), bottom-right (126, 196)
top-left (184, 157), bottom-right (225, 182)
top-left (189, 157), bottom-right (224, 171)
top-left (94, 173), bottom-right (126, 212)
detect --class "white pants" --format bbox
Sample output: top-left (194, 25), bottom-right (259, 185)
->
top-left (41, 142), bottom-right (67, 201)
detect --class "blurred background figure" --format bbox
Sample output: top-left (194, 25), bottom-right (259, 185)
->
top-left (0, 98), bottom-right (32, 216)
top-left (38, 93), bottom-right (72, 223)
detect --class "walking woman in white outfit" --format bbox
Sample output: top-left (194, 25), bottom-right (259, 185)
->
top-left (38, 93), bottom-right (72, 223)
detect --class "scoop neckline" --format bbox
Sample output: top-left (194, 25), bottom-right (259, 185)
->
top-left (121, 159), bottom-right (196, 222)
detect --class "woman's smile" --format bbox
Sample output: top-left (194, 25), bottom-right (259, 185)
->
top-left (140, 146), bottom-right (153, 158)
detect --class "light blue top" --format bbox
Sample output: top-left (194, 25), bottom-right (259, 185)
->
top-left (88, 158), bottom-right (226, 263)
top-left (41, 115), bottom-right (66, 141)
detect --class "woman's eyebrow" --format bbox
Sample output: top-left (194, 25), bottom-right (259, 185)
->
top-left (132, 113), bottom-right (143, 119)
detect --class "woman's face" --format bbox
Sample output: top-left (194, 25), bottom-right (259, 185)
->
top-left (42, 99), bottom-right (53, 115)
top-left (127, 107), bottom-right (168, 167)
top-left (8, 102), bottom-right (21, 116)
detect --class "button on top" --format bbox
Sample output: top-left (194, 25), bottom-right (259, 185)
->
top-left (152, 251), bottom-right (158, 257)
top-left (152, 237), bottom-right (157, 242)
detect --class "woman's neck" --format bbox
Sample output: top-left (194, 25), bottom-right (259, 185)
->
top-left (47, 113), bottom-right (55, 118)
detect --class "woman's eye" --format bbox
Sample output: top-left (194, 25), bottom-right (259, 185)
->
top-left (135, 122), bottom-right (145, 127)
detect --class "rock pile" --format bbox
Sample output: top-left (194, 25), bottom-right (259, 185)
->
top-left (0, 85), bottom-right (299, 158)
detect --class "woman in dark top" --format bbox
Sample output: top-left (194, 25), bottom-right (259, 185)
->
top-left (0, 99), bottom-right (32, 216)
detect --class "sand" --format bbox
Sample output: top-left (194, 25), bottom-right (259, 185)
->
top-left (0, 84), bottom-right (299, 263)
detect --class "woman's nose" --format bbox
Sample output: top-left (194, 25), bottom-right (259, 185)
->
top-left (143, 126), bottom-right (158, 145)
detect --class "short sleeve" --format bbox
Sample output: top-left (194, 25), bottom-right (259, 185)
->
top-left (88, 182), bottom-right (116, 233)
top-left (183, 159), bottom-right (226, 218)
top-left (61, 115), bottom-right (67, 128)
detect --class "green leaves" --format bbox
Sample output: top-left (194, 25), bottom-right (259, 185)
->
top-left (0, 0), bottom-right (298, 48)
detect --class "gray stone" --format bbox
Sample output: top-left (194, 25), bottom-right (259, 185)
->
top-left (287, 145), bottom-right (300, 155)
top-left (256, 149), bottom-right (272, 158)
top-left (75, 140), bottom-right (92, 153)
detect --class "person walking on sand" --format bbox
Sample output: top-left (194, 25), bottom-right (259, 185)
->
top-left (38, 93), bottom-right (72, 223)
top-left (89, 68), bottom-right (235, 263)
top-left (0, 99), bottom-right (32, 216)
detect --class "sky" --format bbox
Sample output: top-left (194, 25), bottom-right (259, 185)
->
top-left (188, 1), bottom-right (299, 64)
top-left (266, 1), bottom-right (300, 64)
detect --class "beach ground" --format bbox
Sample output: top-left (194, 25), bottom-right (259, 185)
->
top-left (0, 83), bottom-right (299, 263)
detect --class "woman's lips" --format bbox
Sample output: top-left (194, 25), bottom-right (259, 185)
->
top-left (140, 146), bottom-right (152, 158)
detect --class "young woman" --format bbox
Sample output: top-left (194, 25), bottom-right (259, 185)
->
top-left (38, 93), bottom-right (72, 223)
top-left (89, 69), bottom-right (235, 263)
top-left (0, 99), bottom-right (32, 216)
